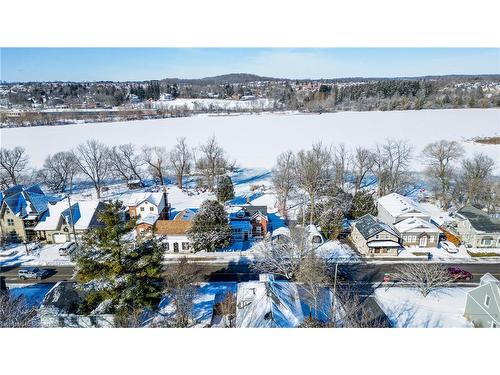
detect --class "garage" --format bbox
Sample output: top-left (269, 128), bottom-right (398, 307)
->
top-left (52, 233), bottom-right (68, 243)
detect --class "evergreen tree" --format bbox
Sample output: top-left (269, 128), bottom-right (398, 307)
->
top-left (217, 175), bottom-right (235, 203)
top-left (75, 201), bottom-right (164, 319)
top-left (348, 190), bottom-right (377, 219)
top-left (187, 200), bottom-right (232, 252)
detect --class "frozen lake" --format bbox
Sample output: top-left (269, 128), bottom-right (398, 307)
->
top-left (1, 109), bottom-right (499, 171)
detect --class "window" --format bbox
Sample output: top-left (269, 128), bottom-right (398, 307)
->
top-left (173, 243), bottom-right (179, 253)
top-left (492, 322), bottom-right (497, 328)
top-left (485, 295), bottom-right (490, 307)
top-left (150, 207), bottom-right (154, 212)
top-left (7, 218), bottom-right (14, 226)
top-left (165, 242), bottom-right (170, 251)
top-left (140, 207), bottom-right (145, 212)
top-left (481, 237), bottom-right (493, 246)
top-left (182, 242), bottom-right (190, 251)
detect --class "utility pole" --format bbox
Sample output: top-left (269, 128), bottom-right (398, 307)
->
top-left (66, 193), bottom-right (78, 249)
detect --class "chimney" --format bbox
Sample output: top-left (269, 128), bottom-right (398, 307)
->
top-left (163, 186), bottom-right (170, 220)
top-left (246, 197), bottom-right (251, 205)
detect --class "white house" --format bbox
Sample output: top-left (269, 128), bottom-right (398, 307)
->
top-left (394, 217), bottom-right (441, 248)
top-left (377, 193), bottom-right (430, 225)
top-left (125, 191), bottom-right (169, 221)
top-left (34, 200), bottom-right (104, 243)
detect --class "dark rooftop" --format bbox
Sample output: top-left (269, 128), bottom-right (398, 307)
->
top-left (457, 205), bottom-right (500, 233)
top-left (354, 214), bottom-right (398, 240)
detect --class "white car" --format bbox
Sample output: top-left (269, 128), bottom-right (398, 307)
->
top-left (440, 240), bottom-right (458, 254)
top-left (59, 241), bottom-right (77, 256)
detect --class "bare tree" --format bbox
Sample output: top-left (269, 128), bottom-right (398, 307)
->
top-left (169, 137), bottom-right (192, 189)
top-left (459, 153), bottom-right (496, 208)
top-left (142, 145), bottom-right (168, 185)
top-left (196, 136), bottom-right (230, 191)
top-left (296, 251), bottom-right (329, 319)
top-left (109, 144), bottom-right (144, 184)
top-left (336, 288), bottom-right (389, 328)
top-left (0, 292), bottom-right (38, 328)
top-left (295, 143), bottom-right (332, 224)
top-left (0, 146), bottom-right (29, 188)
top-left (373, 139), bottom-right (413, 196)
top-left (214, 291), bottom-right (236, 328)
top-left (252, 226), bottom-right (313, 280)
top-left (394, 263), bottom-right (451, 297)
top-left (422, 140), bottom-right (464, 209)
top-left (163, 258), bottom-right (200, 327)
top-left (333, 143), bottom-right (351, 191)
top-left (352, 146), bottom-right (375, 193)
top-left (74, 140), bottom-right (110, 199)
top-left (272, 150), bottom-right (296, 217)
top-left (38, 151), bottom-right (79, 193)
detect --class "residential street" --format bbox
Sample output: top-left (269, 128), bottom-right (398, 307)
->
top-left (2, 261), bottom-right (500, 284)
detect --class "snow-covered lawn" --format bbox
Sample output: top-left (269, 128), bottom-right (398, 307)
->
top-left (0, 243), bottom-right (74, 267)
top-left (374, 287), bottom-right (473, 328)
top-left (2, 109), bottom-right (498, 171)
top-left (315, 240), bottom-right (359, 262)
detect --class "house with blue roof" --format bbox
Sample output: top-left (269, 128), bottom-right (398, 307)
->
top-left (0, 184), bottom-right (60, 242)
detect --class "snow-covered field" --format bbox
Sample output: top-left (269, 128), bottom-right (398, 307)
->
top-left (1, 109), bottom-right (498, 171)
top-left (148, 97), bottom-right (276, 111)
top-left (374, 287), bottom-right (473, 328)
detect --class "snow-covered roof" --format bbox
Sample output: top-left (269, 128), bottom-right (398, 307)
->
top-left (480, 273), bottom-right (499, 285)
top-left (1, 184), bottom-right (59, 218)
top-left (34, 200), bottom-right (101, 231)
top-left (367, 240), bottom-right (402, 248)
top-left (125, 192), bottom-right (164, 207)
top-left (272, 226), bottom-right (290, 238)
top-left (137, 214), bottom-right (159, 226)
top-left (354, 214), bottom-right (399, 240)
top-left (236, 280), bottom-right (333, 328)
top-left (394, 217), bottom-right (440, 234)
top-left (378, 193), bottom-right (427, 219)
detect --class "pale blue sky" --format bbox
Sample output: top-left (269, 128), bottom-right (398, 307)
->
top-left (1, 48), bottom-right (499, 82)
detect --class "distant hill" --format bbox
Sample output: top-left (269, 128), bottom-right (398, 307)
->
top-left (160, 73), bottom-right (282, 85)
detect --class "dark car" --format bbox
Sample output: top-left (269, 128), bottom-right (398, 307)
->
top-left (18, 267), bottom-right (50, 280)
top-left (447, 267), bottom-right (473, 281)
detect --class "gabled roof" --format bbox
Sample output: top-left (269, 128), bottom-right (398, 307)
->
top-left (34, 200), bottom-right (102, 231)
top-left (394, 217), bottom-right (440, 234)
top-left (236, 280), bottom-right (333, 328)
top-left (354, 214), bottom-right (399, 240)
top-left (125, 192), bottom-right (164, 207)
top-left (378, 193), bottom-right (427, 219)
top-left (228, 204), bottom-right (268, 220)
top-left (456, 205), bottom-right (500, 233)
top-left (1, 184), bottom-right (59, 218)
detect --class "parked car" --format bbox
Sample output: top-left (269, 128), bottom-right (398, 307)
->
top-left (447, 267), bottom-right (473, 281)
top-left (440, 241), bottom-right (458, 254)
top-left (59, 241), bottom-right (77, 256)
top-left (18, 267), bottom-right (50, 280)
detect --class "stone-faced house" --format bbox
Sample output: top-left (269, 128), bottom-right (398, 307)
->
top-left (464, 273), bottom-right (499, 328)
top-left (455, 205), bottom-right (500, 248)
top-left (377, 193), bottom-right (430, 225)
top-left (229, 204), bottom-right (269, 242)
top-left (0, 185), bottom-right (60, 242)
top-left (394, 217), bottom-right (441, 248)
top-left (351, 214), bottom-right (402, 256)
top-left (136, 208), bottom-right (195, 253)
top-left (34, 200), bottom-right (104, 243)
